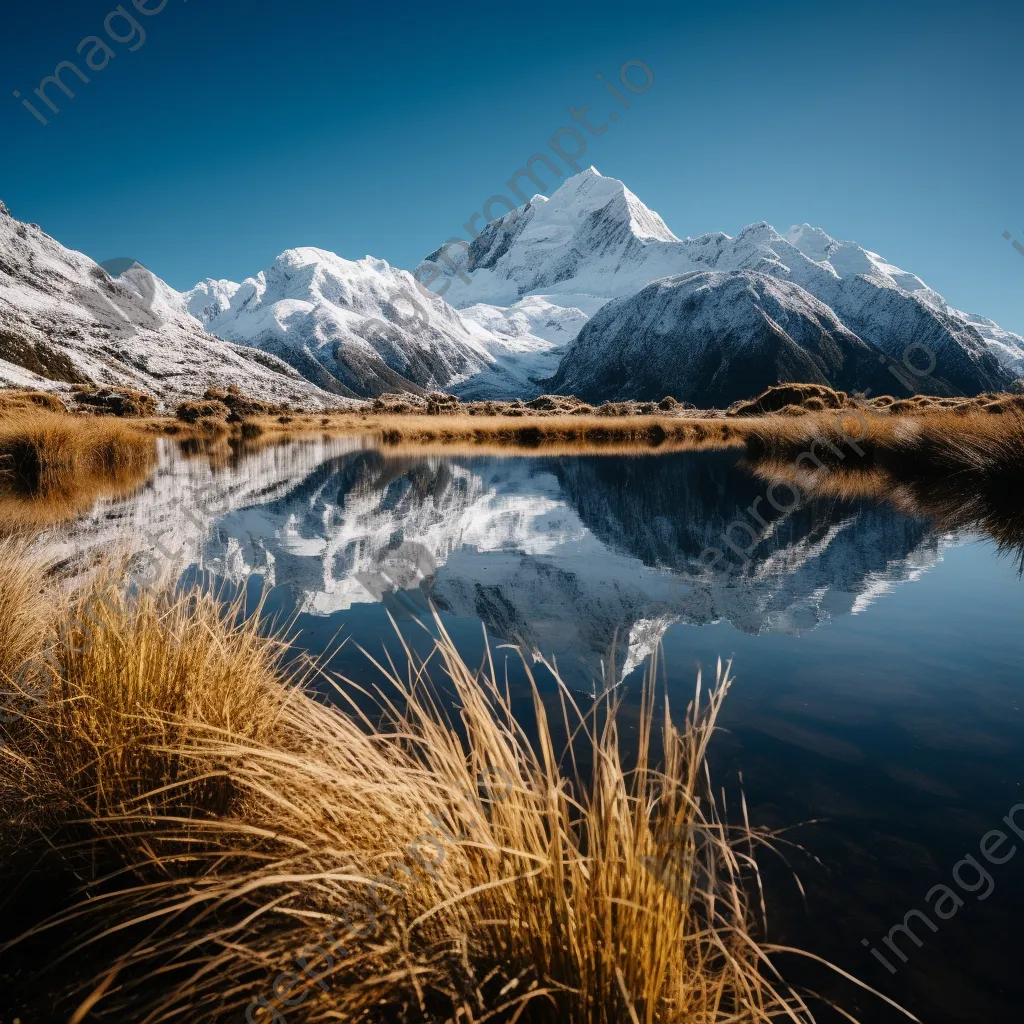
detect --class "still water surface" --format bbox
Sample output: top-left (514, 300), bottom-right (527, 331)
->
top-left (49, 437), bottom-right (1024, 1022)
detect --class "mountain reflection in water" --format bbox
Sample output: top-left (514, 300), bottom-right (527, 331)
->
top-left (44, 438), bottom-right (947, 687)
top-left (25, 436), bottom-right (1024, 1024)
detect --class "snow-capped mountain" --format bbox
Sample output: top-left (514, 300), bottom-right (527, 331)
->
top-left (428, 170), bottom-right (687, 309)
top-left (549, 271), bottom-right (902, 405)
top-left (182, 278), bottom-right (242, 325)
top-left (427, 169), bottom-right (1022, 396)
top-left (3, 169), bottom-right (1021, 407)
top-left (175, 248), bottom-right (560, 400)
top-left (0, 202), bottom-right (340, 407)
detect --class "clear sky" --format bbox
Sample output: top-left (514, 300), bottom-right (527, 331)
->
top-left (2, 0), bottom-right (1023, 333)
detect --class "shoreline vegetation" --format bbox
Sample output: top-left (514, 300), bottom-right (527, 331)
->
top-left (0, 544), bottom-right (904, 1023)
top-left (3, 380), bottom-right (1015, 1019)
top-left (1, 382), bottom-right (1022, 555)
top-left (2, 382), bottom-right (1022, 534)
top-left (0, 399), bottom-right (157, 532)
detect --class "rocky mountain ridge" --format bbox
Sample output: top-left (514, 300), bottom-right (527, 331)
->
top-left (2, 170), bottom-right (1021, 405)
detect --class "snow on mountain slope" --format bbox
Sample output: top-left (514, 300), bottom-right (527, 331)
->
top-left (0, 203), bottom-right (340, 407)
top-left (460, 294), bottom-right (590, 346)
top-left (784, 222), bottom-right (1024, 372)
top-left (655, 220), bottom-right (1011, 393)
top-left (550, 271), bottom-right (901, 405)
top-left (430, 169), bottom-right (686, 309)
top-left (426, 169), bottom-right (1019, 396)
top-left (955, 313), bottom-right (1024, 373)
top-left (455, 296), bottom-right (583, 388)
top-left (194, 247), bottom-right (553, 400)
top-left (782, 223), bottom-right (1023, 379)
top-left (182, 278), bottom-right (242, 326)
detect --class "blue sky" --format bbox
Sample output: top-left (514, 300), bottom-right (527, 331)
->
top-left (3, 0), bottom-right (1023, 333)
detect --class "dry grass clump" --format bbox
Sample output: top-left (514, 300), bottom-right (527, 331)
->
top-left (0, 538), bottom-right (55, 722)
top-left (727, 385), bottom-right (1024, 420)
top-left (71, 384), bottom-right (158, 418)
top-left (727, 384), bottom-right (855, 418)
top-left (0, 408), bottom-right (154, 488)
top-left (0, 565), bottom-right (895, 1023)
top-left (0, 579), bottom-right (295, 852)
top-left (524, 393), bottom-right (585, 413)
top-left (738, 404), bottom-right (1024, 477)
top-left (175, 397), bottom-right (232, 424)
top-left (865, 393), bottom-right (1024, 416)
top-left (0, 387), bottom-right (68, 414)
top-left (371, 392), bottom-right (427, 414)
top-left (897, 406), bottom-right (1024, 475)
top-left (0, 408), bottom-right (156, 531)
top-left (204, 384), bottom-right (287, 419)
top-left (425, 391), bottom-right (462, 415)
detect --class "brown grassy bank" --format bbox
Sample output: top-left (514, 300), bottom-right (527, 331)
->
top-left (0, 555), bottom-right (901, 1024)
top-left (0, 408), bottom-right (157, 533)
top-left (735, 403), bottom-right (1024, 573)
top-left (737, 406), bottom-right (1024, 477)
top-left (192, 383), bottom-right (1024, 462)
top-left (169, 407), bottom-right (735, 448)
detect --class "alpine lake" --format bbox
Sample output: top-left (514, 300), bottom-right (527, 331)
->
top-left (31, 432), bottom-right (1024, 1024)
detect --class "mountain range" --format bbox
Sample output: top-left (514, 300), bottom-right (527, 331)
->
top-left (1, 171), bottom-right (1021, 406)
top-left (0, 201), bottom-right (339, 407)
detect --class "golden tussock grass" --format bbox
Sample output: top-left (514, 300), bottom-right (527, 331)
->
top-left (0, 557), bottom-right (905, 1023)
top-left (0, 408), bottom-right (157, 533)
top-left (0, 553), bottom-right (297, 854)
top-left (235, 411), bottom-right (744, 453)
top-left (0, 538), bottom-right (55, 705)
top-left (737, 405), bottom-right (1024, 477)
top-left (0, 388), bottom-right (69, 415)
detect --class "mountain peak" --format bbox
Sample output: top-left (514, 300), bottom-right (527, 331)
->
top-left (565, 165), bottom-right (603, 181)
top-left (785, 223), bottom-right (839, 261)
top-left (735, 221), bottom-right (784, 245)
top-left (543, 170), bottom-right (678, 243)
